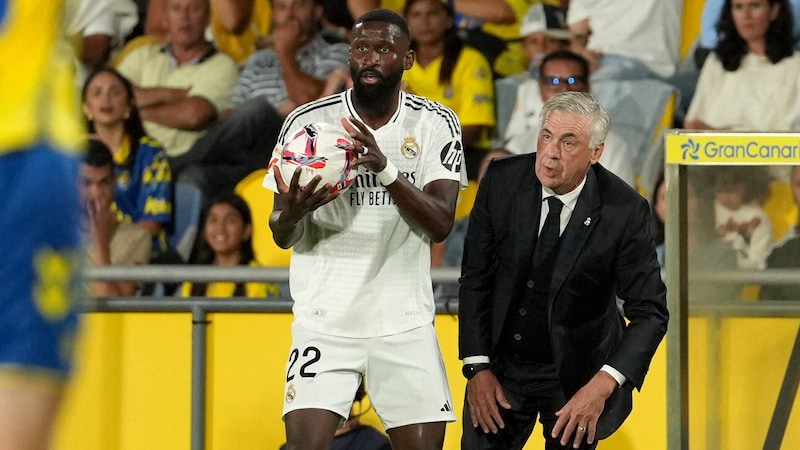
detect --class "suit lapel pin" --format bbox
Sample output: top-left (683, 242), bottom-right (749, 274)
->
top-left (584, 217), bottom-right (591, 227)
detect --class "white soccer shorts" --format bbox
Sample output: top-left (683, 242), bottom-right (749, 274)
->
top-left (282, 321), bottom-right (456, 429)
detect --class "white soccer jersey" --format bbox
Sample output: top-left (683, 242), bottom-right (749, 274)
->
top-left (264, 90), bottom-right (465, 337)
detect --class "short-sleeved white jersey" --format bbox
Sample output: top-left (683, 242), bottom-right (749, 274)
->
top-left (264, 90), bottom-right (466, 337)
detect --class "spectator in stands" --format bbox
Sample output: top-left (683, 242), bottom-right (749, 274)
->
top-left (68, 0), bottom-right (140, 80)
top-left (517, 2), bottom-right (570, 79)
top-left (115, 0), bottom-right (239, 160)
top-left (712, 166), bottom-right (774, 271)
top-left (685, 0), bottom-right (800, 132)
top-left (451, 0), bottom-right (536, 77)
top-left (210, 0), bottom-right (274, 65)
top-left (566, 0), bottom-right (682, 82)
top-left (403, 0), bottom-right (495, 180)
top-left (503, 49), bottom-right (635, 186)
top-left (695, 0), bottom-right (800, 69)
top-left (181, 192), bottom-right (285, 298)
top-left (687, 168), bottom-right (742, 303)
top-left (139, 0), bottom-right (274, 65)
top-left (492, 3), bottom-right (570, 145)
top-left (227, 0), bottom-right (350, 116)
top-left (760, 165), bottom-right (800, 300)
top-left (81, 139), bottom-right (152, 297)
top-left (169, 0), bottom-right (350, 200)
top-left (82, 67), bottom-right (174, 255)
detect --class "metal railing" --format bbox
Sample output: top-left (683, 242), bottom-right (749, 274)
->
top-left (82, 265), bottom-right (800, 450)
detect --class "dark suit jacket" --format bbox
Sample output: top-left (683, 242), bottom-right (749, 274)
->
top-left (458, 153), bottom-right (668, 439)
top-left (759, 226), bottom-right (800, 300)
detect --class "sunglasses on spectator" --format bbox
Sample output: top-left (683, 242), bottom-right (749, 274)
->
top-left (541, 76), bottom-right (587, 86)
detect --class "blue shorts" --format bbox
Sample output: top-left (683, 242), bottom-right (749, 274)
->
top-left (0, 143), bottom-right (83, 379)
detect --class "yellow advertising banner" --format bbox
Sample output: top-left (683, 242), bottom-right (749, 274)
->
top-left (665, 131), bottom-right (800, 165)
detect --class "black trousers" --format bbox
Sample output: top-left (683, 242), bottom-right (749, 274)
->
top-left (461, 357), bottom-right (599, 450)
top-left (169, 97), bottom-right (283, 201)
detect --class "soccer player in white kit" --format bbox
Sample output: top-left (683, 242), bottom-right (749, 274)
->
top-left (263, 8), bottom-right (466, 450)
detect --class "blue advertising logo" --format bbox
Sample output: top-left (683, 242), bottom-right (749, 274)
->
top-left (681, 138), bottom-right (700, 161)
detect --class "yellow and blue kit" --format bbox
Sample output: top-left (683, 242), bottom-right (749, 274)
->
top-left (0, 0), bottom-right (85, 380)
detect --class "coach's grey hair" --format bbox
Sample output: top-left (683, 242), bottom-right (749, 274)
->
top-left (539, 91), bottom-right (611, 150)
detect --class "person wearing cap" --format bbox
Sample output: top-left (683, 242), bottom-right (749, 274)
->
top-left (518, 3), bottom-right (571, 79)
top-left (493, 2), bottom-right (570, 143)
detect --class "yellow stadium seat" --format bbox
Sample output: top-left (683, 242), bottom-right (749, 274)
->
top-left (234, 169), bottom-right (292, 267)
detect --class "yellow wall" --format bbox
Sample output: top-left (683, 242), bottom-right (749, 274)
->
top-left (52, 308), bottom-right (800, 450)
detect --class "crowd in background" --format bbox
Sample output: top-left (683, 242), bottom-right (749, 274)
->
top-left (72, 0), bottom-right (800, 301)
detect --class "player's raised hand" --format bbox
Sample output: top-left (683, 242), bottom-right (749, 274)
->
top-left (341, 117), bottom-right (387, 173)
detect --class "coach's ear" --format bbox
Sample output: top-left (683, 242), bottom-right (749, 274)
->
top-left (403, 49), bottom-right (415, 70)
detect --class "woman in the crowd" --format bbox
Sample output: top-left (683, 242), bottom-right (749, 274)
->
top-left (182, 192), bottom-right (283, 298)
top-left (685, 0), bottom-right (800, 131)
top-left (402, 0), bottom-right (496, 180)
top-left (82, 67), bottom-right (174, 254)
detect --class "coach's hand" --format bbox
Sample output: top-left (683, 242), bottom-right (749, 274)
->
top-left (467, 369), bottom-right (512, 434)
top-left (552, 371), bottom-right (616, 448)
top-left (341, 117), bottom-right (387, 173)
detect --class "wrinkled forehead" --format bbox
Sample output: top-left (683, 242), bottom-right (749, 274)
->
top-left (543, 109), bottom-right (591, 128)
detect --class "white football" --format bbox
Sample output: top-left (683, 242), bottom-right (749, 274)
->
top-left (278, 122), bottom-right (357, 194)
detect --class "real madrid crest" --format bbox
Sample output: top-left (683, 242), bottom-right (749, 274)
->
top-left (285, 384), bottom-right (296, 403)
top-left (402, 136), bottom-right (420, 159)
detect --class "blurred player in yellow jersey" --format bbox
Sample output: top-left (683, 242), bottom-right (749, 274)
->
top-left (0, 1), bottom-right (87, 448)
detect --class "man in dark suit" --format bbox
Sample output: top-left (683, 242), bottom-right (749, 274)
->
top-left (458, 91), bottom-right (668, 449)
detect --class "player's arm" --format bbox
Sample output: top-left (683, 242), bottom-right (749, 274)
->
top-left (386, 177), bottom-right (459, 243)
top-left (342, 117), bottom-right (459, 243)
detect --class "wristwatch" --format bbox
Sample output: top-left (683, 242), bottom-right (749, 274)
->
top-left (462, 363), bottom-right (491, 380)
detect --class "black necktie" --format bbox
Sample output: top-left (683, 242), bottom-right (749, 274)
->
top-left (534, 196), bottom-right (563, 268)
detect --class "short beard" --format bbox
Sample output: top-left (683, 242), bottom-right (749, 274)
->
top-left (350, 67), bottom-right (404, 111)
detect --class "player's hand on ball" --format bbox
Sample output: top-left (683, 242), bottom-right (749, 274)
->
top-left (341, 117), bottom-right (387, 172)
top-left (274, 165), bottom-right (339, 218)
